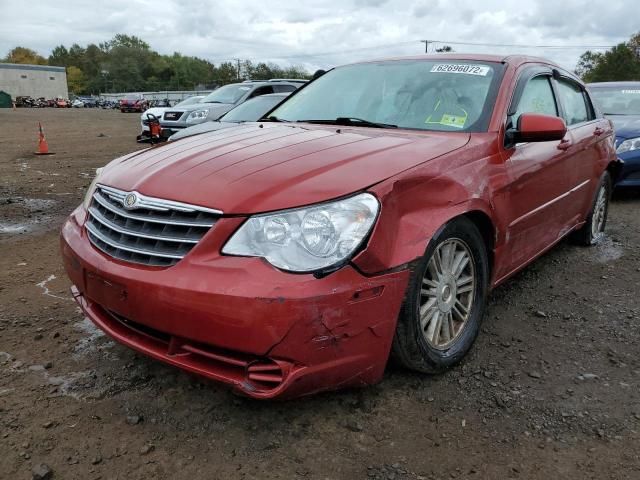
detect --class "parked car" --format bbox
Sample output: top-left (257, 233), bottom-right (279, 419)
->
top-left (78, 96), bottom-right (99, 108)
top-left (61, 54), bottom-right (619, 399)
top-left (120, 93), bottom-right (148, 113)
top-left (158, 79), bottom-right (304, 137)
top-left (168, 93), bottom-right (289, 141)
top-left (588, 81), bottom-right (640, 188)
top-left (139, 95), bottom-right (205, 140)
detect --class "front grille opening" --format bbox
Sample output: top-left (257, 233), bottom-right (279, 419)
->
top-left (86, 186), bottom-right (220, 267)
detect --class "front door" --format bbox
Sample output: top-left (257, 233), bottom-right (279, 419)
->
top-left (498, 71), bottom-right (575, 276)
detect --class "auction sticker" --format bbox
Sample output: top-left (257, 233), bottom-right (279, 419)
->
top-left (431, 64), bottom-right (490, 76)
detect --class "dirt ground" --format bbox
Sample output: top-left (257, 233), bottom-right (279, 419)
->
top-left (0, 108), bottom-right (639, 480)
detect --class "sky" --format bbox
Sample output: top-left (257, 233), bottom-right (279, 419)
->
top-left (1, 0), bottom-right (637, 72)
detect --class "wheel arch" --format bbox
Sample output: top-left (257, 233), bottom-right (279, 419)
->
top-left (460, 210), bottom-right (496, 278)
top-left (606, 158), bottom-right (623, 184)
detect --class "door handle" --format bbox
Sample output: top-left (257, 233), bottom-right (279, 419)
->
top-left (557, 138), bottom-right (572, 151)
top-left (593, 127), bottom-right (605, 136)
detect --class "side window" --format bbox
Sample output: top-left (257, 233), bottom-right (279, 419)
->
top-left (248, 86), bottom-right (274, 98)
top-left (273, 85), bottom-right (296, 93)
top-left (556, 79), bottom-right (590, 125)
top-left (514, 75), bottom-right (558, 125)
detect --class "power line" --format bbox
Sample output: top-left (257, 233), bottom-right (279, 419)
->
top-left (204, 37), bottom-right (620, 67)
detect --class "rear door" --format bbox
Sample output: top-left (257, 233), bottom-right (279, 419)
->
top-left (500, 67), bottom-right (575, 273)
top-left (552, 75), bottom-right (612, 223)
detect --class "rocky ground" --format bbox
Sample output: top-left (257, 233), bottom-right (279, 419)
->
top-left (0, 109), bottom-right (639, 479)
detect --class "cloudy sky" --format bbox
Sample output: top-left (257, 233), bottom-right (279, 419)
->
top-left (1, 0), bottom-right (637, 72)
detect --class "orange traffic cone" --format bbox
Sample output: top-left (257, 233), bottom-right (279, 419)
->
top-left (34, 122), bottom-right (54, 155)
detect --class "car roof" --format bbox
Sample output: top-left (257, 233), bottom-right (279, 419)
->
top-left (254, 93), bottom-right (290, 98)
top-left (347, 53), bottom-right (564, 70)
top-left (232, 80), bottom-right (301, 88)
top-left (587, 81), bottom-right (640, 87)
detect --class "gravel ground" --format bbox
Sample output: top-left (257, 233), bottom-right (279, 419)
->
top-left (1, 109), bottom-right (639, 480)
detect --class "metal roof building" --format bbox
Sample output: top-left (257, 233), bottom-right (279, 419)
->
top-left (0, 63), bottom-right (68, 100)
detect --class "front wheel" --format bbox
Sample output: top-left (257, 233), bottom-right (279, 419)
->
top-left (392, 217), bottom-right (489, 373)
top-left (572, 171), bottom-right (612, 246)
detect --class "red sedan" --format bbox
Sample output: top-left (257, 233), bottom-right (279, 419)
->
top-left (61, 54), bottom-right (619, 399)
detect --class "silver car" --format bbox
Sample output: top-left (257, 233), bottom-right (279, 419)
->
top-left (168, 93), bottom-right (290, 141)
top-left (159, 80), bottom-right (305, 136)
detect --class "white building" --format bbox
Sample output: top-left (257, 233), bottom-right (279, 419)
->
top-left (0, 63), bottom-right (68, 99)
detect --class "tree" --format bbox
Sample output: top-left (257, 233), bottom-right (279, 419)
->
top-left (435, 45), bottom-right (454, 53)
top-left (4, 34), bottom-right (312, 93)
top-left (48, 45), bottom-right (70, 66)
top-left (66, 66), bottom-right (87, 94)
top-left (215, 62), bottom-right (240, 85)
top-left (3, 47), bottom-right (47, 65)
top-left (575, 51), bottom-right (602, 78)
top-left (576, 32), bottom-right (640, 82)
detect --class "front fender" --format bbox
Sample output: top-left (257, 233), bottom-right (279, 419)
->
top-left (352, 145), bottom-right (503, 276)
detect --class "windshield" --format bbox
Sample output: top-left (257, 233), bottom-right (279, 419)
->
top-left (202, 84), bottom-right (251, 104)
top-left (175, 96), bottom-right (203, 107)
top-left (221, 95), bottom-right (285, 122)
top-left (589, 85), bottom-right (640, 115)
top-left (271, 60), bottom-right (502, 131)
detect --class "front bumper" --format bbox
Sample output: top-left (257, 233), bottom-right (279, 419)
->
top-left (615, 151), bottom-right (640, 187)
top-left (60, 207), bottom-right (410, 399)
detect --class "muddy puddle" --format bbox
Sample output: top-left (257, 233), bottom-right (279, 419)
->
top-left (594, 236), bottom-right (624, 263)
top-left (0, 196), bottom-right (56, 236)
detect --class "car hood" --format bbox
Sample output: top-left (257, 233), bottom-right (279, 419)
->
top-left (100, 123), bottom-right (470, 214)
top-left (168, 121), bottom-right (243, 141)
top-left (141, 107), bottom-right (166, 119)
top-left (606, 114), bottom-right (640, 138)
top-left (167, 103), bottom-right (235, 120)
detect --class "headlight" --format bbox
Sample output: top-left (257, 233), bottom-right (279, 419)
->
top-left (83, 168), bottom-right (103, 210)
top-left (616, 137), bottom-right (640, 154)
top-left (222, 193), bottom-right (379, 272)
top-left (186, 110), bottom-right (209, 123)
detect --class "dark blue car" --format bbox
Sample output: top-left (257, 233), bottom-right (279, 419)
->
top-left (588, 82), bottom-right (640, 188)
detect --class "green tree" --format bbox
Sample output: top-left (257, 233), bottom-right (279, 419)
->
top-left (5, 34), bottom-right (312, 93)
top-left (576, 33), bottom-right (640, 82)
top-left (48, 45), bottom-right (70, 66)
top-left (215, 62), bottom-right (240, 85)
top-left (3, 47), bottom-right (47, 65)
top-left (66, 66), bottom-right (87, 94)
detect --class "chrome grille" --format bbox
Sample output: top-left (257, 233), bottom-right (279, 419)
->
top-left (86, 185), bottom-right (221, 267)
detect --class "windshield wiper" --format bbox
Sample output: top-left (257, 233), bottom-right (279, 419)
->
top-left (260, 115), bottom-right (286, 122)
top-left (297, 117), bottom-right (397, 129)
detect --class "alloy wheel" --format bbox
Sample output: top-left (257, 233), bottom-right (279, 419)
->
top-left (419, 238), bottom-right (476, 350)
top-left (591, 184), bottom-right (607, 242)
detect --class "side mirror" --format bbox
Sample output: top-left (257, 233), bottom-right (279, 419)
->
top-left (514, 113), bottom-right (567, 143)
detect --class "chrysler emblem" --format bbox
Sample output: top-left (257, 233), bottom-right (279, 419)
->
top-left (123, 192), bottom-right (138, 209)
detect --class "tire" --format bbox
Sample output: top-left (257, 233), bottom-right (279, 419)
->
top-left (392, 217), bottom-right (489, 373)
top-left (571, 171), bottom-right (611, 246)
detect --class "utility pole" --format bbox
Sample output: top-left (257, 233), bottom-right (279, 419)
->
top-left (421, 40), bottom-right (429, 53)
